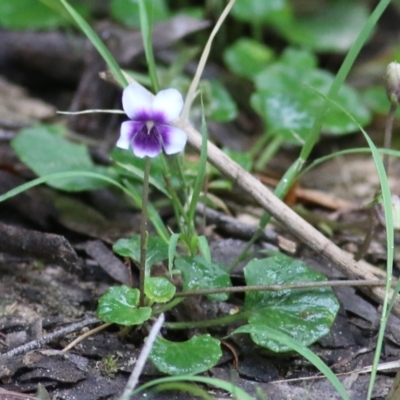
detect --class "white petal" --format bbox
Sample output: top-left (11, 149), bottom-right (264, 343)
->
top-left (159, 125), bottom-right (187, 155)
top-left (122, 84), bottom-right (153, 120)
top-left (153, 88), bottom-right (183, 122)
top-left (116, 121), bottom-right (133, 149)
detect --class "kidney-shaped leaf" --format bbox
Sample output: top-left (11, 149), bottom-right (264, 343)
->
top-left (97, 285), bottom-right (151, 326)
top-left (149, 335), bottom-right (221, 375)
top-left (243, 253), bottom-right (339, 352)
top-left (175, 256), bottom-right (231, 301)
top-left (113, 235), bottom-right (168, 269)
top-left (145, 277), bottom-right (176, 303)
top-left (224, 38), bottom-right (274, 79)
top-left (252, 53), bottom-right (371, 142)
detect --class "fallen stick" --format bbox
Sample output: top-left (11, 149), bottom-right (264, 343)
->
top-left (175, 119), bottom-right (400, 318)
top-left (0, 317), bottom-right (100, 360)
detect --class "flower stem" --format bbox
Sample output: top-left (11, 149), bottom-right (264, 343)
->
top-left (384, 103), bottom-right (397, 173)
top-left (139, 157), bottom-right (151, 307)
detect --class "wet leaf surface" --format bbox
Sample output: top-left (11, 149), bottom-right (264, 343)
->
top-left (175, 255), bottom-right (232, 301)
top-left (149, 335), bottom-right (222, 375)
top-left (113, 235), bottom-right (169, 269)
top-left (252, 49), bottom-right (371, 141)
top-left (145, 277), bottom-right (176, 303)
top-left (243, 253), bottom-right (339, 352)
top-left (97, 285), bottom-right (152, 325)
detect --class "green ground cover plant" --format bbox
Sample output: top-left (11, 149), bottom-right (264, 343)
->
top-left (2, 0), bottom-right (400, 399)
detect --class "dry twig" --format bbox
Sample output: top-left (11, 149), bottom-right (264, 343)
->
top-left (0, 317), bottom-right (100, 360)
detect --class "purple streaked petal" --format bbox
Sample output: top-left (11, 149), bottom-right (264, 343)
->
top-left (153, 89), bottom-right (183, 122)
top-left (117, 121), bottom-right (144, 149)
top-left (122, 84), bottom-right (153, 120)
top-left (132, 127), bottom-right (162, 158)
top-left (158, 124), bottom-right (187, 155)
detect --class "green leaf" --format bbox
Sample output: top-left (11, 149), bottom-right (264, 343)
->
top-left (279, 2), bottom-right (369, 53)
top-left (175, 256), bottom-right (231, 301)
top-left (111, 0), bottom-right (169, 27)
top-left (145, 277), bottom-right (176, 303)
top-left (224, 38), bottom-right (274, 79)
top-left (252, 51), bottom-right (371, 142)
top-left (97, 285), bottom-right (152, 325)
top-left (243, 253), bottom-right (339, 352)
top-left (113, 235), bottom-right (169, 269)
top-left (232, 0), bottom-right (288, 24)
top-left (12, 125), bottom-right (114, 191)
top-left (149, 335), bottom-right (221, 375)
top-left (0, 0), bottom-right (82, 30)
top-left (280, 47), bottom-right (317, 71)
top-left (208, 80), bottom-right (238, 122)
top-left (223, 149), bottom-right (253, 172)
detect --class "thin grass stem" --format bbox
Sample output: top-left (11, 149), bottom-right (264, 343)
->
top-left (384, 103), bottom-right (397, 173)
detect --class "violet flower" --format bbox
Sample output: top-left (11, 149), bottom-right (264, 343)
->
top-left (116, 84), bottom-right (187, 158)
